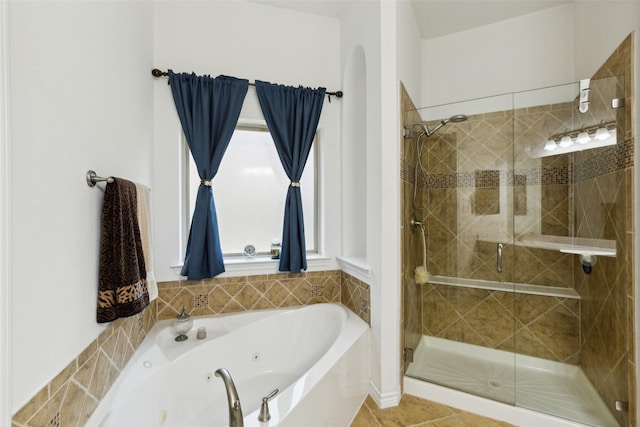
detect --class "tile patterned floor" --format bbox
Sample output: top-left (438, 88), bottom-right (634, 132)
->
top-left (351, 395), bottom-right (513, 427)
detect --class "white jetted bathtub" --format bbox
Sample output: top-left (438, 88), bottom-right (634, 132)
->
top-left (87, 303), bottom-right (369, 427)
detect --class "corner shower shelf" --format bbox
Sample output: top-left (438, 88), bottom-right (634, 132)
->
top-left (517, 233), bottom-right (616, 257)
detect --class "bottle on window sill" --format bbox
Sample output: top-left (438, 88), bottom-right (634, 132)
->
top-left (271, 238), bottom-right (281, 259)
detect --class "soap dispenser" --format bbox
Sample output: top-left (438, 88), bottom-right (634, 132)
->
top-left (173, 307), bottom-right (193, 341)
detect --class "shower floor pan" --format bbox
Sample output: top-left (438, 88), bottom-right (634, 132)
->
top-left (405, 336), bottom-right (618, 427)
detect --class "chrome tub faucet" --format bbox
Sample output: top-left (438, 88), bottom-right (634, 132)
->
top-left (215, 368), bottom-right (243, 427)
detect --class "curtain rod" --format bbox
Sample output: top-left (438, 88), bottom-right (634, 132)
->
top-left (152, 69), bottom-right (343, 101)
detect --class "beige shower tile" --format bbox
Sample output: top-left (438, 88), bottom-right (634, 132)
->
top-left (528, 304), bottom-right (579, 361)
top-left (515, 294), bottom-right (557, 325)
top-left (25, 383), bottom-right (66, 427)
top-left (422, 290), bottom-right (459, 336)
top-left (49, 358), bottom-right (78, 398)
top-left (280, 294), bottom-right (303, 308)
top-left (439, 318), bottom-right (487, 347)
top-left (208, 285), bottom-right (233, 313)
top-left (235, 284), bottom-right (262, 310)
top-left (73, 352), bottom-right (97, 393)
top-left (222, 300), bottom-right (246, 313)
top-left (438, 286), bottom-right (488, 316)
top-left (11, 386), bottom-right (50, 425)
top-left (464, 296), bottom-right (513, 348)
top-left (157, 280), bottom-right (180, 290)
top-left (59, 380), bottom-right (90, 427)
top-left (323, 277), bottom-right (341, 302)
top-left (223, 281), bottom-right (246, 297)
top-left (201, 276), bottom-right (227, 286)
top-left (252, 297), bottom-right (276, 311)
top-left (76, 394), bottom-right (99, 427)
top-left (291, 280), bottom-right (313, 304)
top-left (515, 327), bottom-right (559, 361)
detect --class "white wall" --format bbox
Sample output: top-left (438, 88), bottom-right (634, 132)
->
top-left (341, 45), bottom-right (367, 259)
top-left (396, 0), bottom-right (423, 107)
top-left (153, 1), bottom-right (341, 281)
top-left (1, 1), bottom-right (10, 424)
top-left (7, 1), bottom-right (154, 412)
top-left (422, 3), bottom-right (576, 107)
top-left (340, 0), bottom-right (403, 408)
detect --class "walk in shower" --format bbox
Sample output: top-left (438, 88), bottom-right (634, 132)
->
top-left (402, 75), bottom-right (629, 427)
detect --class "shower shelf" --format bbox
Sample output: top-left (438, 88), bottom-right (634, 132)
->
top-left (517, 233), bottom-right (616, 257)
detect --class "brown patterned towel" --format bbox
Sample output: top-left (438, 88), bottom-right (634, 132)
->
top-left (97, 178), bottom-right (149, 323)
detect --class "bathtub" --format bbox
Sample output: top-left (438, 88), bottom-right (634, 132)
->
top-left (87, 303), bottom-right (369, 427)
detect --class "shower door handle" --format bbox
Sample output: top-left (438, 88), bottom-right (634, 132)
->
top-left (497, 243), bottom-right (503, 273)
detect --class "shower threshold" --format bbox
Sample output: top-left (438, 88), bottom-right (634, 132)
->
top-left (405, 336), bottom-right (618, 427)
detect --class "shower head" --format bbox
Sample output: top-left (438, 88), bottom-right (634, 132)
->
top-left (413, 114), bottom-right (468, 137)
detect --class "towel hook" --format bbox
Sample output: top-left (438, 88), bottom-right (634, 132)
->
top-left (86, 170), bottom-right (114, 187)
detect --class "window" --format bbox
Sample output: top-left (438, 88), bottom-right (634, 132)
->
top-left (186, 124), bottom-right (317, 256)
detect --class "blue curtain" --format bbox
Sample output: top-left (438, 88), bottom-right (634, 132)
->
top-left (168, 71), bottom-right (248, 280)
top-left (255, 81), bottom-right (325, 273)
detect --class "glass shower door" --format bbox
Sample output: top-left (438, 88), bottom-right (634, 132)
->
top-left (512, 76), bottom-right (627, 427)
top-left (403, 93), bottom-right (517, 405)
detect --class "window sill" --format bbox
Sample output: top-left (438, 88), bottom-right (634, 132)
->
top-left (170, 254), bottom-right (332, 277)
top-left (336, 256), bottom-right (371, 282)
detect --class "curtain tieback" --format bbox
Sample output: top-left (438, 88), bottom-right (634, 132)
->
top-left (200, 179), bottom-right (212, 187)
top-left (290, 180), bottom-right (301, 187)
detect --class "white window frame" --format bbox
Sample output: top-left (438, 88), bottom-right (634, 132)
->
top-left (179, 119), bottom-right (327, 273)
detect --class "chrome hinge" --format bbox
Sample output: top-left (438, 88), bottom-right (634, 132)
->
top-left (615, 400), bottom-right (629, 412)
top-left (612, 98), bottom-right (625, 109)
top-left (403, 347), bottom-right (414, 363)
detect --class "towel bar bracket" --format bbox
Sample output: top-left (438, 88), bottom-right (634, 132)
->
top-left (87, 170), bottom-right (114, 187)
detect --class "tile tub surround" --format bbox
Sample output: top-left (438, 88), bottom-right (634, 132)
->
top-left (11, 302), bottom-right (157, 427)
top-left (156, 270), bottom-right (371, 325)
top-left (11, 270), bottom-right (371, 426)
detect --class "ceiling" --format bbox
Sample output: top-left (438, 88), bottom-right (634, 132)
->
top-left (410, 1), bottom-right (570, 39)
top-left (247, 0), bottom-right (571, 39)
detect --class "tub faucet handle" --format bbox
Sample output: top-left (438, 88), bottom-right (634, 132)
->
top-left (258, 388), bottom-right (279, 422)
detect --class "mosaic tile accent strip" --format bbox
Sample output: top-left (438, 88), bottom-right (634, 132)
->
top-left (406, 166), bottom-right (574, 189)
top-left (12, 301), bottom-right (157, 427)
top-left (46, 412), bottom-right (59, 427)
top-left (574, 140), bottom-right (632, 183)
